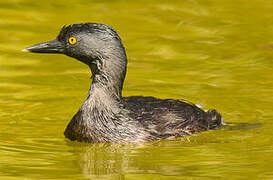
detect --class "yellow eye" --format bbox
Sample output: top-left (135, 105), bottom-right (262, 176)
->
top-left (68, 36), bottom-right (77, 45)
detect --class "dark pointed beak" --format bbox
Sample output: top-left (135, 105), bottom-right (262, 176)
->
top-left (23, 39), bottom-right (65, 54)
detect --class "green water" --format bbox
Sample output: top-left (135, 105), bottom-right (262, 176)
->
top-left (0, 0), bottom-right (273, 179)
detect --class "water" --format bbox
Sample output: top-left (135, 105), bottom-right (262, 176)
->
top-left (0, 0), bottom-right (273, 179)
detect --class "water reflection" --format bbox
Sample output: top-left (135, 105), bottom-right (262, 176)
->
top-left (66, 141), bottom-right (191, 179)
top-left (78, 143), bottom-right (129, 176)
top-left (66, 142), bottom-right (131, 178)
top-left (66, 137), bottom-right (225, 179)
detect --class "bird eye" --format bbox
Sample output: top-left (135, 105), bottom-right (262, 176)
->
top-left (68, 36), bottom-right (77, 45)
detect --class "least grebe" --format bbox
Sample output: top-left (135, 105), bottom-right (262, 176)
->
top-left (24, 23), bottom-right (223, 143)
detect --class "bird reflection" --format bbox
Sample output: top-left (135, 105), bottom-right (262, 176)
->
top-left (65, 140), bottom-right (188, 179)
top-left (66, 142), bottom-right (142, 179)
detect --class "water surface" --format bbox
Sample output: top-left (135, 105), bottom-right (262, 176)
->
top-left (0, 0), bottom-right (273, 179)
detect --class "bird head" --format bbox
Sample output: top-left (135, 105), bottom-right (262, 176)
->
top-left (23, 23), bottom-right (126, 67)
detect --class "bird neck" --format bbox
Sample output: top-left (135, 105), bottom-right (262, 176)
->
top-left (89, 53), bottom-right (127, 99)
top-left (75, 43), bottom-right (128, 127)
top-left (74, 55), bottom-right (127, 138)
top-left (78, 50), bottom-right (127, 117)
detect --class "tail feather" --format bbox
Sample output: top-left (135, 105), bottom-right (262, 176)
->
top-left (207, 109), bottom-right (223, 129)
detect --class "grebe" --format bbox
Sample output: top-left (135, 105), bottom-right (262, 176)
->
top-left (24, 23), bottom-right (222, 143)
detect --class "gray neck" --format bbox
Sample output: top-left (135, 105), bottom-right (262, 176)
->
top-left (89, 50), bottom-right (127, 99)
top-left (72, 54), bottom-right (129, 142)
top-left (80, 49), bottom-right (128, 121)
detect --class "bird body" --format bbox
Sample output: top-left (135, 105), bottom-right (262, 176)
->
top-left (24, 23), bottom-right (223, 143)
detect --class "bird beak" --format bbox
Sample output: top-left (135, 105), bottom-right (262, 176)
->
top-left (23, 39), bottom-right (65, 54)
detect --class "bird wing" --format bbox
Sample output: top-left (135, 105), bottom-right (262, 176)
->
top-left (122, 96), bottom-right (210, 139)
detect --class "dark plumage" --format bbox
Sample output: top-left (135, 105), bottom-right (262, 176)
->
top-left (24, 23), bottom-right (223, 143)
